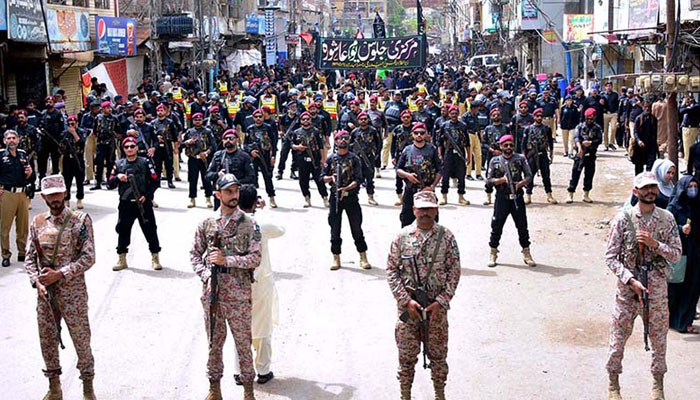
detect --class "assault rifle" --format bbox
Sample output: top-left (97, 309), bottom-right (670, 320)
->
top-left (30, 229), bottom-right (65, 350)
top-left (639, 245), bottom-right (650, 352)
top-left (502, 156), bottom-right (519, 210)
top-left (127, 174), bottom-right (148, 224)
top-left (302, 134), bottom-right (319, 169)
top-left (335, 160), bottom-right (343, 212)
top-left (63, 136), bottom-right (84, 173)
top-left (443, 130), bottom-right (467, 163)
top-left (352, 141), bottom-right (373, 177)
top-left (399, 255), bottom-right (431, 369)
top-left (251, 143), bottom-right (271, 179)
top-left (208, 231), bottom-right (222, 349)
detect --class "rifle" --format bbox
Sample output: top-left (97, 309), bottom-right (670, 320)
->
top-left (127, 174), bottom-right (148, 224)
top-left (335, 159), bottom-right (343, 212)
top-left (639, 244), bottom-right (650, 352)
top-left (352, 141), bottom-right (372, 171)
top-left (502, 156), bottom-right (519, 210)
top-left (302, 134), bottom-right (319, 170)
top-left (251, 143), bottom-right (272, 178)
top-left (62, 135), bottom-right (84, 173)
top-left (443, 129), bottom-right (467, 163)
top-left (30, 229), bottom-right (65, 350)
top-left (207, 231), bottom-right (222, 349)
top-left (399, 255), bottom-right (431, 369)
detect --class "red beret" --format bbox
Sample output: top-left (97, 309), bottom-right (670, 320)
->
top-left (17, 109), bottom-right (27, 116)
top-left (209, 105), bottom-right (219, 112)
top-left (401, 109), bottom-right (412, 118)
top-left (358, 111), bottom-right (368, 119)
top-left (449, 105), bottom-right (460, 112)
top-left (349, 99), bottom-right (360, 106)
top-left (584, 108), bottom-right (597, 117)
top-left (533, 108), bottom-right (543, 116)
top-left (45, 96), bottom-right (54, 102)
top-left (252, 108), bottom-right (263, 115)
top-left (334, 130), bottom-right (349, 139)
top-left (101, 101), bottom-right (112, 108)
top-left (261, 105), bottom-right (272, 113)
top-left (369, 95), bottom-right (379, 101)
top-left (498, 135), bottom-right (514, 144)
top-left (299, 111), bottom-right (311, 119)
top-left (192, 112), bottom-right (204, 119)
top-left (156, 104), bottom-right (166, 111)
top-left (519, 100), bottom-right (528, 106)
top-left (134, 108), bottom-right (145, 115)
top-left (411, 122), bottom-right (427, 132)
top-left (66, 115), bottom-right (78, 122)
top-left (306, 102), bottom-right (318, 109)
top-left (122, 137), bottom-right (137, 146)
top-left (416, 97), bottom-right (425, 103)
top-left (223, 129), bottom-right (237, 137)
top-left (489, 108), bottom-right (501, 116)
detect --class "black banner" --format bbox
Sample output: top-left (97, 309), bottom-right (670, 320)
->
top-left (7, 0), bottom-right (47, 43)
top-left (373, 12), bottom-right (386, 39)
top-left (316, 35), bottom-right (425, 70)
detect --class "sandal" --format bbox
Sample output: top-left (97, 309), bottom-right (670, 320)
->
top-left (680, 326), bottom-right (700, 334)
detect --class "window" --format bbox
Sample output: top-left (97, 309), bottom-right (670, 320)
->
top-left (47, 0), bottom-right (67, 5)
top-left (95, 0), bottom-right (110, 9)
top-left (72, 0), bottom-right (88, 6)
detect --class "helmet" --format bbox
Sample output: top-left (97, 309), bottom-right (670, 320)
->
top-left (344, 92), bottom-right (356, 101)
top-left (150, 91), bottom-right (161, 97)
top-left (208, 93), bottom-right (220, 101)
top-left (288, 89), bottom-right (299, 96)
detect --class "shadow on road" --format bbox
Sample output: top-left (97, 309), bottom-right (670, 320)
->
top-left (497, 263), bottom-right (580, 277)
top-left (336, 265), bottom-right (387, 280)
top-left (257, 377), bottom-right (356, 400)
top-left (275, 271), bottom-right (304, 280)
top-left (461, 268), bottom-right (497, 277)
top-left (125, 267), bottom-right (196, 279)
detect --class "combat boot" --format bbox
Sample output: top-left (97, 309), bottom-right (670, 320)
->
top-left (487, 247), bottom-right (498, 267)
top-left (77, 199), bottom-right (84, 209)
top-left (439, 194), bottom-right (447, 206)
top-left (303, 196), bottom-right (311, 208)
top-left (322, 196), bottom-right (329, 207)
top-left (458, 194), bottom-right (470, 205)
top-left (204, 379), bottom-right (222, 400)
top-left (82, 378), bottom-right (96, 400)
top-left (269, 197), bottom-right (278, 208)
top-left (368, 195), bottom-right (378, 205)
top-left (434, 383), bottom-right (446, 400)
top-left (206, 197), bottom-right (213, 208)
top-left (112, 253), bottom-right (128, 271)
top-left (152, 200), bottom-right (159, 208)
top-left (546, 192), bottom-right (558, 204)
top-left (330, 254), bottom-right (341, 271)
top-left (43, 376), bottom-right (62, 400)
top-left (243, 381), bottom-right (256, 400)
top-left (151, 253), bottom-right (163, 270)
top-left (188, 198), bottom-right (196, 208)
top-left (400, 383), bottom-right (412, 400)
top-left (375, 168), bottom-right (382, 178)
top-left (359, 252), bottom-right (371, 269)
top-left (583, 191), bottom-right (593, 203)
top-left (650, 374), bottom-right (665, 400)
top-left (566, 191), bottom-right (574, 204)
top-left (607, 374), bottom-right (622, 400)
top-left (483, 192), bottom-right (492, 205)
top-left (524, 194), bottom-right (532, 204)
top-left (394, 194), bottom-right (403, 206)
top-left (522, 247), bottom-right (537, 267)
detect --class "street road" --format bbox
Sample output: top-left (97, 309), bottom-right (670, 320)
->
top-left (2, 143), bottom-right (699, 400)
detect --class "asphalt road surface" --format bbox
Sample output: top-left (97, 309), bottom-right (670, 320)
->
top-left (2, 143), bottom-right (699, 400)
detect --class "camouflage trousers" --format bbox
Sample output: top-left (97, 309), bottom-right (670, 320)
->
top-left (37, 286), bottom-right (95, 379)
top-left (395, 305), bottom-right (449, 386)
top-left (606, 282), bottom-right (669, 376)
top-left (202, 295), bottom-right (255, 383)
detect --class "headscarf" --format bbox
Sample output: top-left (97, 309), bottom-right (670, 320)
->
top-left (667, 175), bottom-right (696, 215)
top-left (652, 159), bottom-right (676, 198)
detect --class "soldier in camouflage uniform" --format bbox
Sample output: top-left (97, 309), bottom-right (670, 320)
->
top-left (25, 175), bottom-right (97, 400)
top-left (190, 173), bottom-right (262, 400)
top-left (604, 172), bottom-right (682, 400)
top-left (486, 135), bottom-right (537, 267)
top-left (482, 108), bottom-right (509, 205)
top-left (386, 190), bottom-right (461, 400)
top-left (322, 130), bottom-right (370, 271)
top-left (396, 123), bottom-right (442, 227)
top-left (521, 108), bottom-right (557, 205)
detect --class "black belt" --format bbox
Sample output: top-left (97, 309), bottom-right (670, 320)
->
top-left (213, 265), bottom-right (235, 274)
top-left (2, 185), bottom-right (26, 193)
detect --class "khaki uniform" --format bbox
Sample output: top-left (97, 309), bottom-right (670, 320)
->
top-left (386, 223), bottom-right (461, 389)
top-left (190, 209), bottom-right (262, 383)
top-left (24, 209), bottom-right (96, 379)
top-left (604, 205), bottom-right (681, 376)
top-left (0, 148), bottom-right (31, 259)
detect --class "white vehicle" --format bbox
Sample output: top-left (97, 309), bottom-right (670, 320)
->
top-left (466, 54), bottom-right (500, 72)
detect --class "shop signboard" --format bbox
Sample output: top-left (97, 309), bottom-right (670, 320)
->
top-left (96, 16), bottom-right (137, 56)
top-left (563, 14), bottom-right (594, 43)
top-left (46, 8), bottom-right (91, 52)
top-left (7, 0), bottom-right (47, 42)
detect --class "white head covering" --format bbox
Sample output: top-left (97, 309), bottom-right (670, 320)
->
top-left (652, 159), bottom-right (676, 198)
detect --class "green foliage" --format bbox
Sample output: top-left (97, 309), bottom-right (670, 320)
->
top-left (386, 0), bottom-right (407, 37)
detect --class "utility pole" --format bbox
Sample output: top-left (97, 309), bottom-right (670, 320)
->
top-left (666, 0), bottom-right (678, 174)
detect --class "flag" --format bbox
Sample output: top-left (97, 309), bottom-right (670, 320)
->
top-left (417, 0), bottom-right (425, 36)
top-left (373, 11), bottom-right (386, 38)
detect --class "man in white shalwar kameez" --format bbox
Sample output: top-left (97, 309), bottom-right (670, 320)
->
top-left (234, 184), bottom-right (284, 384)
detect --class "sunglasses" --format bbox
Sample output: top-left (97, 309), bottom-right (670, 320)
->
top-left (253, 115), bottom-right (263, 118)
top-left (123, 145), bottom-right (137, 149)
top-left (223, 136), bottom-right (236, 141)
top-left (413, 131), bottom-right (426, 136)
top-left (501, 143), bottom-right (514, 148)
top-left (337, 136), bottom-right (350, 141)
top-left (68, 121), bottom-right (77, 124)
top-left (193, 118), bottom-right (203, 121)
top-left (519, 105), bottom-right (528, 109)
top-left (300, 117), bottom-right (310, 121)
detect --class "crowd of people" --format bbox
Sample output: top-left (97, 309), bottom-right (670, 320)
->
top-left (2, 54), bottom-right (699, 400)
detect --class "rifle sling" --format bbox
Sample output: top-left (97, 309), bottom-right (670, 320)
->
top-left (50, 211), bottom-right (74, 266)
top-left (423, 226), bottom-right (445, 284)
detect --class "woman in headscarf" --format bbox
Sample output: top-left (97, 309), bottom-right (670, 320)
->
top-left (667, 175), bottom-right (700, 333)
top-left (626, 159), bottom-right (676, 209)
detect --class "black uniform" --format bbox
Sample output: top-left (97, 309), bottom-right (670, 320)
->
top-left (59, 128), bottom-right (86, 201)
top-left (107, 156), bottom-right (161, 254)
top-left (632, 111), bottom-right (658, 175)
top-left (206, 148), bottom-right (256, 210)
top-left (483, 123), bottom-right (509, 195)
top-left (16, 122), bottom-right (40, 195)
top-left (510, 112), bottom-right (534, 153)
top-left (567, 121), bottom-right (603, 193)
top-left (396, 143), bottom-right (441, 227)
top-left (437, 120), bottom-right (469, 195)
top-left (487, 153), bottom-right (533, 249)
top-left (522, 122), bottom-right (554, 195)
top-left (277, 112), bottom-right (299, 176)
top-left (183, 127), bottom-right (216, 199)
top-left (152, 117), bottom-right (178, 183)
top-left (128, 121), bottom-right (156, 158)
top-left (323, 151), bottom-right (368, 255)
top-left (350, 125), bottom-right (382, 196)
top-left (244, 122), bottom-right (277, 198)
top-left (93, 113), bottom-right (120, 186)
top-left (391, 123), bottom-right (414, 194)
top-left (288, 126), bottom-right (327, 199)
top-left (38, 108), bottom-right (65, 179)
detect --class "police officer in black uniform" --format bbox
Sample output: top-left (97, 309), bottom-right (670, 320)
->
top-left (244, 108), bottom-right (277, 207)
top-left (510, 100), bottom-right (534, 153)
top-left (566, 108), bottom-right (603, 204)
top-left (350, 111), bottom-right (382, 205)
top-left (522, 108), bottom-right (556, 205)
top-left (322, 130), bottom-right (370, 271)
top-left (206, 129), bottom-right (256, 211)
top-left (15, 110), bottom-right (39, 200)
top-left (439, 106), bottom-right (470, 205)
top-left (127, 108), bottom-right (156, 159)
top-left (206, 105), bottom-right (229, 149)
top-left (90, 101), bottom-right (120, 190)
top-left (390, 110), bottom-right (414, 206)
top-left (289, 111), bottom-right (328, 207)
top-left (482, 107), bottom-right (509, 205)
top-left (183, 112), bottom-right (216, 208)
top-left (486, 134), bottom-right (536, 268)
top-left (108, 136), bottom-right (162, 272)
top-left (38, 96), bottom-right (65, 179)
top-left (396, 122), bottom-right (441, 227)
top-left (277, 101), bottom-right (300, 180)
top-left (60, 115), bottom-right (86, 209)
top-left (152, 104), bottom-right (178, 188)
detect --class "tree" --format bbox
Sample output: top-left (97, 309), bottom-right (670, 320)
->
top-left (386, 0), bottom-right (407, 37)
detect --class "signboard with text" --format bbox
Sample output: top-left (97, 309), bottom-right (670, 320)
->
top-left (316, 35), bottom-right (425, 70)
top-left (563, 14), bottom-right (594, 43)
top-left (7, 0), bottom-right (47, 42)
top-left (96, 16), bottom-right (136, 56)
top-left (46, 8), bottom-right (91, 52)
top-left (0, 0), bottom-right (6, 31)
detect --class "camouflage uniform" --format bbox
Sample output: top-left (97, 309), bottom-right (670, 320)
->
top-left (24, 207), bottom-right (96, 379)
top-left (386, 222), bottom-right (461, 391)
top-left (604, 204), bottom-right (681, 376)
top-left (190, 208), bottom-right (262, 383)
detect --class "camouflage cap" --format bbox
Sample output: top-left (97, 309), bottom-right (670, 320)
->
top-left (413, 190), bottom-right (438, 209)
top-left (634, 172), bottom-right (658, 189)
top-left (41, 174), bottom-right (67, 195)
top-left (216, 173), bottom-right (239, 191)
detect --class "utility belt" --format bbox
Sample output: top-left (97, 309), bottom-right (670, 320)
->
top-left (212, 265), bottom-right (236, 274)
top-left (213, 263), bottom-right (254, 282)
top-left (2, 185), bottom-right (27, 193)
